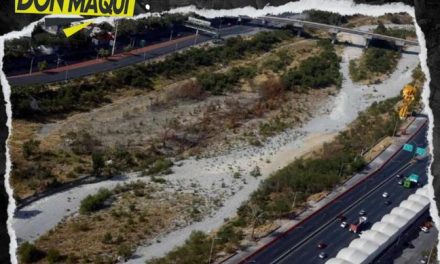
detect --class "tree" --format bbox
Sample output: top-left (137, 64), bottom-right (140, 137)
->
top-left (248, 203), bottom-right (264, 240)
top-left (37, 60), bottom-right (48, 71)
top-left (375, 21), bottom-right (387, 35)
top-left (92, 152), bottom-right (105, 177)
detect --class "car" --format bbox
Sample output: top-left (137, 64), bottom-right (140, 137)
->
top-left (340, 221), bottom-right (348, 228)
top-left (382, 192), bottom-right (389, 198)
top-left (317, 242), bottom-right (327, 249)
top-left (421, 226), bottom-right (429, 233)
top-left (396, 174), bottom-right (402, 178)
top-left (319, 252), bottom-right (327, 259)
top-left (384, 200), bottom-right (392, 206)
top-left (398, 180), bottom-right (403, 185)
top-left (359, 209), bottom-right (366, 216)
top-left (336, 214), bottom-right (346, 222)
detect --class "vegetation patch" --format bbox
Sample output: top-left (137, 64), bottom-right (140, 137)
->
top-left (197, 66), bottom-right (257, 95)
top-left (12, 30), bottom-right (294, 120)
top-left (349, 47), bottom-right (400, 83)
top-left (282, 40), bottom-right (342, 91)
top-left (33, 181), bottom-right (210, 264)
top-left (79, 188), bottom-right (112, 214)
top-left (305, 10), bottom-right (348, 25)
top-left (374, 22), bottom-right (417, 39)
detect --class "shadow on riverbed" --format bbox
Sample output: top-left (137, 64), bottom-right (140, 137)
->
top-left (14, 209), bottom-right (42, 219)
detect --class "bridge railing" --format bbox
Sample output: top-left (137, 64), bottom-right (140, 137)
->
top-left (259, 16), bottom-right (418, 46)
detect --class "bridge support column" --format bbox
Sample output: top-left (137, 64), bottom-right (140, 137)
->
top-left (331, 33), bottom-right (337, 44)
top-left (364, 38), bottom-right (370, 49)
top-left (395, 40), bottom-right (405, 53)
top-left (328, 28), bottom-right (339, 44)
top-left (297, 28), bottom-right (302, 37)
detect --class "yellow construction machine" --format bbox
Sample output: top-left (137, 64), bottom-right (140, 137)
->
top-left (398, 84), bottom-right (417, 119)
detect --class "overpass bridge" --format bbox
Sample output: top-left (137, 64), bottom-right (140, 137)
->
top-left (257, 16), bottom-right (418, 49)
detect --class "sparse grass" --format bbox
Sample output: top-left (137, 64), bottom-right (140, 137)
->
top-left (34, 182), bottom-right (208, 264)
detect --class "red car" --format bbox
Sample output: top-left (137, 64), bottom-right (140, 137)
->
top-left (317, 242), bottom-right (327, 249)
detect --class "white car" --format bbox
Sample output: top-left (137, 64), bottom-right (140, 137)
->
top-left (421, 226), bottom-right (429, 233)
top-left (319, 252), bottom-right (327, 259)
top-left (382, 192), bottom-right (389, 198)
top-left (340, 221), bottom-right (347, 228)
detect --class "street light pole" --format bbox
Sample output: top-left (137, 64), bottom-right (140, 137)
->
top-left (194, 29), bottom-right (199, 45)
top-left (427, 244), bottom-right (435, 264)
top-left (111, 18), bottom-right (119, 56)
top-left (208, 235), bottom-right (217, 264)
top-left (29, 56), bottom-right (34, 75)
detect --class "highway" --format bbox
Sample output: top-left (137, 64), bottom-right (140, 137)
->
top-left (242, 120), bottom-right (428, 264)
top-left (6, 25), bottom-right (258, 87)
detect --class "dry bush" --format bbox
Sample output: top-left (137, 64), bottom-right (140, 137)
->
top-left (172, 80), bottom-right (204, 100)
top-left (259, 78), bottom-right (285, 100)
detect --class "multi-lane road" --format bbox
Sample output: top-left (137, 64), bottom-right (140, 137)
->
top-left (242, 119), bottom-right (428, 264)
top-left (6, 25), bottom-right (258, 86)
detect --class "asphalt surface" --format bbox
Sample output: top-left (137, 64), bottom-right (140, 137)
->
top-left (6, 25), bottom-right (258, 87)
top-left (244, 122), bottom-right (428, 264)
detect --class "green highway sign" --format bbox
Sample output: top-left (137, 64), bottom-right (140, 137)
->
top-left (416, 147), bottom-right (426, 156)
top-left (403, 144), bottom-right (414, 152)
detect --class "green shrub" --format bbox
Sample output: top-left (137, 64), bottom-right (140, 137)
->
top-left (282, 40), bottom-right (341, 90)
top-left (102, 232), bottom-right (113, 244)
top-left (374, 22), bottom-right (416, 39)
top-left (197, 66), bottom-right (257, 95)
top-left (117, 244), bottom-right (133, 260)
top-left (147, 159), bottom-right (173, 175)
top-left (17, 242), bottom-right (44, 263)
top-left (148, 231), bottom-right (211, 264)
top-left (349, 47), bottom-right (400, 82)
top-left (22, 139), bottom-right (40, 159)
top-left (92, 152), bottom-right (105, 176)
top-left (46, 248), bottom-right (62, 264)
top-left (79, 188), bottom-right (112, 214)
top-left (306, 10), bottom-right (347, 25)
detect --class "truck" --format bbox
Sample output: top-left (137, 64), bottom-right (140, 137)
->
top-left (349, 216), bottom-right (367, 233)
top-left (403, 173), bottom-right (419, 188)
